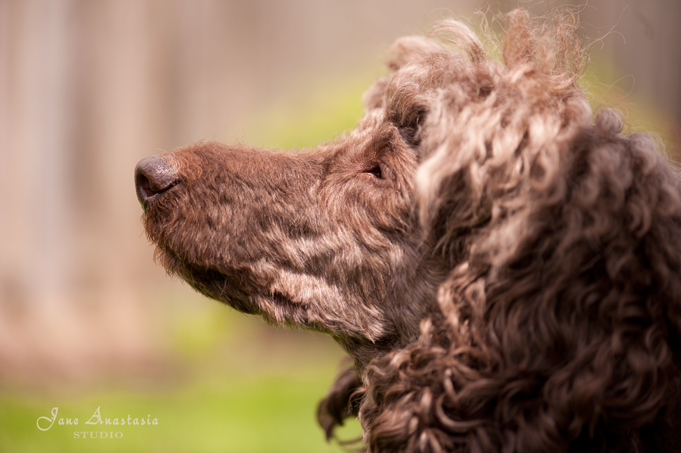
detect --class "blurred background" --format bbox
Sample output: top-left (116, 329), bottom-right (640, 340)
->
top-left (1, 0), bottom-right (679, 451)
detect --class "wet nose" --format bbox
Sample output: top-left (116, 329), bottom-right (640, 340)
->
top-left (134, 155), bottom-right (179, 210)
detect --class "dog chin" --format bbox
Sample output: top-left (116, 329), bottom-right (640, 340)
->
top-left (191, 276), bottom-right (260, 316)
top-left (153, 246), bottom-right (260, 315)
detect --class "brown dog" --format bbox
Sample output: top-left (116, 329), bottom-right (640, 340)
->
top-left (135, 10), bottom-right (681, 452)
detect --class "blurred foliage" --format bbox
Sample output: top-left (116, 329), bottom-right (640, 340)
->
top-left (238, 69), bottom-right (383, 150)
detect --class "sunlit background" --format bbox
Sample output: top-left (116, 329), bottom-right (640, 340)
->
top-left (1, 0), bottom-right (680, 451)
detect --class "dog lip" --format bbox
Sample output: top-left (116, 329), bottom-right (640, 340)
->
top-left (134, 155), bottom-right (179, 210)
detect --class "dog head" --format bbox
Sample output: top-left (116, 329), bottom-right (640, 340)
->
top-left (136, 10), bottom-right (681, 452)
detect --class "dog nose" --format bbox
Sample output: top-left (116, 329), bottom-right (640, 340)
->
top-left (135, 155), bottom-right (178, 210)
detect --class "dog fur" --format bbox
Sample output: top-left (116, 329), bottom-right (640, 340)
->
top-left (137, 10), bottom-right (681, 452)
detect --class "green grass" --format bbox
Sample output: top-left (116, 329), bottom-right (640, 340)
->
top-left (0, 367), bottom-right (361, 453)
top-left (0, 299), bottom-right (362, 452)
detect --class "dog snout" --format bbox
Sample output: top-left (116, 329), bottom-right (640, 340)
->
top-left (134, 155), bottom-right (178, 210)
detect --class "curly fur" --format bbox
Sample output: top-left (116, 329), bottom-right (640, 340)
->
top-left (137, 10), bottom-right (681, 452)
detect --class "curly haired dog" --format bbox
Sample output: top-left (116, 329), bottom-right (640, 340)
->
top-left (135, 10), bottom-right (681, 452)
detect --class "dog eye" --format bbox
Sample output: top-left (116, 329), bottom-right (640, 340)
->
top-left (365, 163), bottom-right (384, 179)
